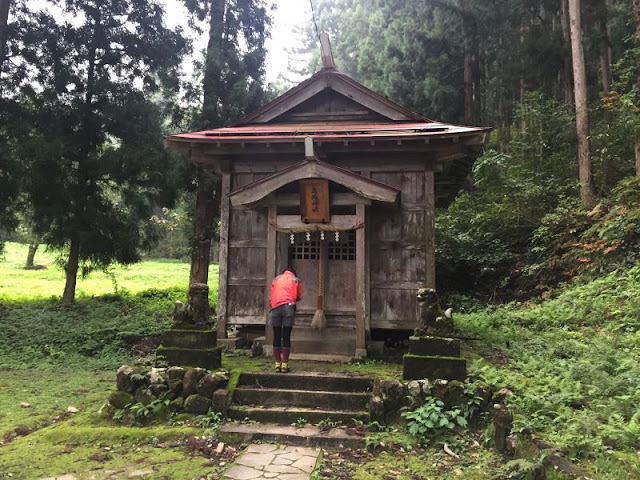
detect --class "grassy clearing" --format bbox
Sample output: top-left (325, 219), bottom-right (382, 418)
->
top-left (0, 241), bottom-right (218, 301)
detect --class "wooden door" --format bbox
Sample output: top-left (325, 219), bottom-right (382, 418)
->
top-left (288, 231), bottom-right (356, 319)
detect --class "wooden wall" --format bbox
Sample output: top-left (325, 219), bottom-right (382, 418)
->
top-left (221, 159), bottom-right (433, 333)
top-left (369, 170), bottom-right (429, 330)
top-left (226, 172), bottom-right (269, 325)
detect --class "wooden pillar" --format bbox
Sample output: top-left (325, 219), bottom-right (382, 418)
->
top-left (216, 173), bottom-right (231, 340)
top-left (265, 206), bottom-right (277, 349)
top-left (425, 166), bottom-right (436, 289)
top-left (355, 204), bottom-right (367, 358)
top-left (360, 172), bottom-right (372, 338)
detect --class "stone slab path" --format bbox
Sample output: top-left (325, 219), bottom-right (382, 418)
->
top-left (222, 443), bottom-right (320, 480)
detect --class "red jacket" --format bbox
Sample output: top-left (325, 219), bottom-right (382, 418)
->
top-left (270, 270), bottom-right (302, 309)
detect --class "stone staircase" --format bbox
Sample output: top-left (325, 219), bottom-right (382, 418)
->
top-left (227, 371), bottom-right (374, 425)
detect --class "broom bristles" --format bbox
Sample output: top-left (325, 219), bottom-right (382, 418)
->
top-left (311, 309), bottom-right (327, 330)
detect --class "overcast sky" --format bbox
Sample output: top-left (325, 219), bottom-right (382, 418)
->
top-left (162, 0), bottom-right (312, 83)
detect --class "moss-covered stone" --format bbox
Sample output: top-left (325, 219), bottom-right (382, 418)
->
top-left (149, 383), bottom-right (169, 399)
top-left (183, 368), bottom-right (207, 396)
top-left (165, 366), bottom-right (186, 392)
top-left (211, 389), bottom-right (228, 415)
top-left (156, 345), bottom-right (222, 370)
top-left (108, 390), bottom-right (135, 409)
top-left (161, 329), bottom-right (217, 348)
top-left (409, 336), bottom-right (461, 357)
top-left (183, 394), bottom-right (211, 414)
top-left (169, 396), bottom-right (184, 412)
top-left (197, 373), bottom-right (225, 398)
top-left (402, 354), bottom-right (467, 381)
top-left (134, 386), bottom-right (155, 406)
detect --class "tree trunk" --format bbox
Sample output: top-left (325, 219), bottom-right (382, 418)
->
top-left (62, 239), bottom-right (79, 305)
top-left (569, 0), bottom-right (595, 206)
top-left (189, 168), bottom-right (220, 286)
top-left (201, 0), bottom-right (226, 129)
top-left (599, 0), bottom-right (613, 94)
top-left (634, 0), bottom-right (640, 175)
top-left (463, 49), bottom-right (473, 124)
top-left (560, 0), bottom-right (573, 106)
top-left (0, 0), bottom-right (11, 70)
top-left (25, 243), bottom-right (38, 268)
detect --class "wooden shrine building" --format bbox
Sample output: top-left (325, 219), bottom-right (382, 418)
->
top-left (164, 59), bottom-right (490, 360)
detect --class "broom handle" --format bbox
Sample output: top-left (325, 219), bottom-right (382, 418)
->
top-left (317, 241), bottom-right (326, 309)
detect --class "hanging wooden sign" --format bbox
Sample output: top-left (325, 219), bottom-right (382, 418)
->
top-left (300, 179), bottom-right (330, 223)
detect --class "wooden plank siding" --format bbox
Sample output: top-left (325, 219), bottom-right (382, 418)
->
top-left (223, 163), bottom-right (434, 334)
top-left (225, 171), bottom-right (269, 326)
top-left (369, 170), bottom-right (428, 330)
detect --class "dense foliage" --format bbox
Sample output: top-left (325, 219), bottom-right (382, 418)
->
top-left (1, 0), bottom-right (191, 302)
top-left (457, 266), bottom-right (640, 477)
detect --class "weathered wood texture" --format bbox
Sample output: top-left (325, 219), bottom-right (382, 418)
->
top-left (225, 172), bottom-right (268, 326)
top-left (369, 170), bottom-right (429, 330)
top-left (216, 174), bottom-right (231, 339)
top-left (277, 89), bottom-right (388, 123)
top-left (222, 163), bottom-right (434, 334)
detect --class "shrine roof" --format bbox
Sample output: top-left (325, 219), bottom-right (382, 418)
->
top-left (165, 121), bottom-right (489, 145)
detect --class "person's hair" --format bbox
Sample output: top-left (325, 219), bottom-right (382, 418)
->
top-left (284, 267), bottom-right (297, 276)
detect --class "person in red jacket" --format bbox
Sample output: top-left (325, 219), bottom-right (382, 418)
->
top-left (269, 268), bottom-right (302, 373)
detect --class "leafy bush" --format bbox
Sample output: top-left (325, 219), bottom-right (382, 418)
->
top-left (402, 397), bottom-right (468, 443)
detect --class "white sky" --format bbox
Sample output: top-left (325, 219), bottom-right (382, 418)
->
top-left (162, 0), bottom-right (312, 84)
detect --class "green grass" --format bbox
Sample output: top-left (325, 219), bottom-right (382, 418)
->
top-left (456, 266), bottom-right (640, 478)
top-left (0, 241), bottom-right (218, 301)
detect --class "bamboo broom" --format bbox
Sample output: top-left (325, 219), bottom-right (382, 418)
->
top-left (311, 240), bottom-right (327, 330)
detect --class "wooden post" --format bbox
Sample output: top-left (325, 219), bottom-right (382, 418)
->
top-left (265, 206), bottom-right (277, 349)
top-left (355, 204), bottom-right (367, 358)
top-left (425, 166), bottom-right (436, 289)
top-left (216, 173), bottom-right (231, 340)
top-left (361, 171), bottom-right (372, 338)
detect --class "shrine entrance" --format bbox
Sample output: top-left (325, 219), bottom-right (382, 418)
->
top-left (227, 159), bottom-right (399, 358)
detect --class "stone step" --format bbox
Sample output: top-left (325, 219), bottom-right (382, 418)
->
top-left (228, 405), bottom-right (369, 425)
top-left (291, 338), bottom-right (356, 356)
top-left (219, 422), bottom-right (366, 449)
top-left (238, 372), bottom-right (374, 393)
top-left (290, 327), bottom-right (356, 341)
top-left (234, 387), bottom-right (370, 411)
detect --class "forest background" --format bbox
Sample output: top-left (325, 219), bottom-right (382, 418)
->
top-left (3, 0), bottom-right (639, 305)
top-left (0, 1), bottom-right (640, 478)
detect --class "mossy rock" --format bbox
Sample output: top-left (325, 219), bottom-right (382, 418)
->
top-left (183, 368), bottom-right (207, 396)
top-left (135, 386), bottom-right (155, 406)
top-left (109, 390), bottom-right (135, 409)
top-left (169, 397), bottom-right (184, 412)
top-left (197, 373), bottom-right (225, 398)
top-left (184, 394), bottom-right (211, 414)
top-left (165, 366), bottom-right (186, 391)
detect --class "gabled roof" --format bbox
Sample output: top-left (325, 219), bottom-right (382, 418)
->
top-left (229, 159), bottom-right (399, 207)
top-left (234, 68), bottom-right (427, 125)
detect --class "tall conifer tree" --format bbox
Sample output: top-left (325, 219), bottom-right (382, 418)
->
top-left (182, 0), bottom-right (271, 287)
top-left (3, 0), bottom-right (188, 304)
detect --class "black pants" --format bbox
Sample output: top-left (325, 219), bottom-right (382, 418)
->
top-left (273, 326), bottom-right (292, 348)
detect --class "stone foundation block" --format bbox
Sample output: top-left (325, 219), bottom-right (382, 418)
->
top-left (161, 329), bottom-right (217, 349)
top-left (409, 336), bottom-right (460, 357)
top-left (157, 345), bottom-right (222, 370)
top-left (402, 354), bottom-right (467, 381)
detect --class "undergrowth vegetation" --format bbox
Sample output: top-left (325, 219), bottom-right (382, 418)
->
top-left (457, 266), bottom-right (640, 478)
